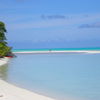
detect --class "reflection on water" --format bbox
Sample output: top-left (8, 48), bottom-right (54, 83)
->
top-left (0, 54), bottom-right (100, 100)
top-left (0, 64), bottom-right (9, 80)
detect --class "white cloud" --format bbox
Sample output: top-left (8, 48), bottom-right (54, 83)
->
top-left (7, 13), bottom-right (100, 30)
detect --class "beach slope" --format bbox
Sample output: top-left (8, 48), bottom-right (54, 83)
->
top-left (0, 58), bottom-right (55, 100)
top-left (0, 57), bottom-right (9, 66)
top-left (0, 79), bottom-right (55, 100)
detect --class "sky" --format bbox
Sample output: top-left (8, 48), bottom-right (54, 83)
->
top-left (0, 0), bottom-right (100, 49)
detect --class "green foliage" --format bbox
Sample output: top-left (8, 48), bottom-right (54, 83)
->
top-left (0, 42), bottom-right (11, 57)
top-left (0, 22), bottom-right (6, 40)
top-left (0, 21), bottom-right (12, 57)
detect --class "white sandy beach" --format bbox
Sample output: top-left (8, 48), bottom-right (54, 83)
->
top-left (0, 57), bottom-right (55, 100)
top-left (0, 79), bottom-right (55, 100)
top-left (0, 57), bottom-right (9, 66)
top-left (13, 50), bottom-right (100, 54)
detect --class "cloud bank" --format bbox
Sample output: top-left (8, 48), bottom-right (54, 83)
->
top-left (79, 22), bottom-right (100, 28)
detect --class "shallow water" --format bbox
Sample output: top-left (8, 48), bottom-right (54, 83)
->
top-left (0, 53), bottom-right (100, 100)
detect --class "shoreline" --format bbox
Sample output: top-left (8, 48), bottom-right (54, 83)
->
top-left (13, 50), bottom-right (100, 54)
top-left (0, 51), bottom-right (100, 100)
top-left (0, 79), bottom-right (55, 100)
top-left (0, 57), bottom-right (9, 66)
top-left (0, 58), bottom-right (55, 100)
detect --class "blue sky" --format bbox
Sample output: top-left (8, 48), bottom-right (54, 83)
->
top-left (0, 0), bottom-right (100, 49)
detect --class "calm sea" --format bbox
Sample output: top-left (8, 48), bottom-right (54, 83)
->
top-left (13, 47), bottom-right (100, 52)
top-left (0, 49), bottom-right (100, 100)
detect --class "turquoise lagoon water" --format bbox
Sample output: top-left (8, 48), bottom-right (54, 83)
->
top-left (12, 47), bottom-right (100, 52)
top-left (0, 50), bottom-right (100, 100)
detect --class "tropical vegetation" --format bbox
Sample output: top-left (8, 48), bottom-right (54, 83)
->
top-left (0, 21), bottom-right (13, 58)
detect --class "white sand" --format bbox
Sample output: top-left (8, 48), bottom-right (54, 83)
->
top-left (0, 79), bottom-right (85, 100)
top-left (0, 57), bottom-right (9, 66)
top-left (0, 80), bottom-right (55, 100)
top-left (0, 57), bottom-right (55, 100)
top-left (13, 50), bottom-right (100, 54)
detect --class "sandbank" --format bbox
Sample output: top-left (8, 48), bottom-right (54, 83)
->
top-left (13, 50), bottom-right (100, 54)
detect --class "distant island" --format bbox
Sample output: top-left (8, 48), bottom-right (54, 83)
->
top-left (0, 21), bottom-right (14, 58)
